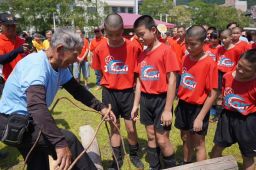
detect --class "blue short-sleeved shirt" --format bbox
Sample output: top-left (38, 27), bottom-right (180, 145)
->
top-left (0, 51), bottom-right (72, 115)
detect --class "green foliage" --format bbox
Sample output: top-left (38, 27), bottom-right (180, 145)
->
top-left (140, 0), bottom-right (173, 20)
top-left (0, 0), bottom-right (106, 33)
top-left (188, 0), bottom-right (250, 29)
top-left (169, 5), bottom-right (192, 26)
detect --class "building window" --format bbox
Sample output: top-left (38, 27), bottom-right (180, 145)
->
top-left (128, 7), bottom-right (133, 13)
top-left (120, 7), bottom-right (126, 13)
top-left (112, 7), bottom-right (118, 13)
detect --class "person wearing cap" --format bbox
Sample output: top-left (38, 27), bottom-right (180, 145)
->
top-left (0, 12), bottom-right (30, 82)
top-left (0, 28), bottom-right (116, 170)
top-left (89, 27), bottom-right (107, 90)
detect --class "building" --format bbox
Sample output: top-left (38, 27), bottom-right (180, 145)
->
top-left (222, 0), bottom-right (247, 12)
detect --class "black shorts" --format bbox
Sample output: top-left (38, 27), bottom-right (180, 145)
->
top-left (218, 71), bottom-right (224, 92)
top-left (102, 87), bottom-right (134, 120)
top-left (174, 100), bottom-right (210, 136)
top-left (140, 93), bottom-right (171, 132)
top-left (214, 109), bottom-right (256, 157)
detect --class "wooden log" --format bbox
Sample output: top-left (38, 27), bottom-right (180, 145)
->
top-left (49, 125), bottom-right (103, 170)
top-left (79, 125), bottom-right (103, 170)
top-left (166, 155), bottom-right (238, 170)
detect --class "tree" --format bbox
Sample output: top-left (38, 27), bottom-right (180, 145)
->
top-left (140, 0), bottom-right (173, 21)
top-left (0, 0), bottom-right (107, 33)
top-left (169, 5), bottom-right (192, 26)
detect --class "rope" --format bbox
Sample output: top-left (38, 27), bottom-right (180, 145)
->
top-left (50, 97), bottom-right (132, 170)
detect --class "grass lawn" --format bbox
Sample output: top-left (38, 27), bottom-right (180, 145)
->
top-left (0, 69), bottom-right (243, 169)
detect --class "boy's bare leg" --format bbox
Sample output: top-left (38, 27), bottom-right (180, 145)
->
top-left (242, 155), bottom-right (255, 170)
top-left (155, 130), bottom-right (174, 156)
top-left (124, 119), bottom-right (144, 169)
top-left (124, 119), bottom-right (138, 145)
top-left (181, 130), bottom-right (193, 163)
top-left (109, 119), bottom-right (123, 168)
top-left (156, 129), bottom-right (176, 168)
top-left (191, 134), bottom-right (207, 161)
top-left (110, 119), bottom-right (121, 147)
top-left (146, 125), bottom-right (160, 169)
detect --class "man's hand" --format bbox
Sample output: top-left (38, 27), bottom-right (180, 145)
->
top-left (54, 147), bottom-right (72, 170)
top-left (193, 117), bottom-right (203, 132)
top-left (22, 43), bottom-right (30, 53)
top-left (161, 110), bottom-right (172, 127)
top-left (100, 104), bottom-right (116, 123)
top-left (130, 106), bottom-right (139, 122)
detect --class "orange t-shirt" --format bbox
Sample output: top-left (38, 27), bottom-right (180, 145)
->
top-left (217, 46), bottom-right (241, 73)
top-left (166, 37), bottom-right (183, 68)
top-left (222, 72), bottom-right (256, 116)
top-left (203, 44), bottom-right (221, 62)
top-left (78, 38), bottom-right (89, 62)
top-left (92, 39), bottom-right (141, 90)
top-left (0, 34), bottom-right (25, 80)
top-left (130, 36), bottom-right (143, 53)
top-left (89, 36), bottom-right (107, 53)
top-left (177, 39), bottom-right (187, 59)
top-left (233, 41), bottom-right (251, 56)
top-left (135, 43), bottom-right (180, 94)
top-left (178, 55), bottom-right (218, 105)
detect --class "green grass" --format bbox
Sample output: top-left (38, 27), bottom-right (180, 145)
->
top-left (0, 69), bottom-right (243, 170)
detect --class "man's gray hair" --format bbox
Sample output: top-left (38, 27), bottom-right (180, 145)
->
top-left (51, 28), bottom-right (83, 50)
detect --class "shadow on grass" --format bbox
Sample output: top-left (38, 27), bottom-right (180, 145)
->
top-left (0, 145), bottom-right (20, 169)
top-left (51, 111), bottom-right (62, 115)
top-left (88, 82), bottom-right (96, 88)
top-left (55, 118), bottom-right (70, 129)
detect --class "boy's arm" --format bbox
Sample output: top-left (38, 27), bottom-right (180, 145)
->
top-left (193, 88), bottom-right (218, 132)
top-left (161, 72), bottom-right (177, 127)
top-left (131, 77), bottom-right (141, 121)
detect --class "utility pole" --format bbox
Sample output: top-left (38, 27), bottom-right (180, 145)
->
top-left (134, 0), bottom-right (139, 14)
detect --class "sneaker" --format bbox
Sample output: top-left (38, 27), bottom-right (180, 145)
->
top-left (130, 155), bottom-right (144, 169)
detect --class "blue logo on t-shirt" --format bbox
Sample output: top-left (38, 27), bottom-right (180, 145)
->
top-left (218, 56), bottom-right (234, 67)
top-left (105, 60), bottom-right (128, 74)
top-left (180, 73), bottom-right (197, 90)
top-left (224, 94), bottom-right (250, 113)
top-left (141, 65), bottom-right (160, 81)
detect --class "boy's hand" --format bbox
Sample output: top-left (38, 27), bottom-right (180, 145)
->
top-left (161, 110), bottom-right (172, 127)
top-left (193, 118), bottom-right (203, 132)
top-left (131, 106), bottom-right (139, 122)
top-left (100, 105), bottom-right (116, 123)
top-left (55, 146), bottom-right (72, 170)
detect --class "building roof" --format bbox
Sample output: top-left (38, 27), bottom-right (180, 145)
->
top-left (119, 13), bottom-right (175, 29)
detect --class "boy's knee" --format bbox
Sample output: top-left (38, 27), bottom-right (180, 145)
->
top-left (157, 137), bottom-right (169, 148)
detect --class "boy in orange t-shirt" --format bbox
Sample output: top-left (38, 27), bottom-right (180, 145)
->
top-left (231, 27), bottom-right (251, 55)
top-left (92, 14), bottom-right (144, 169)
top-left (132, 15), bottom-right (180, 169)
top-left (175, 26), bottom-right (218, 164)
top-left (211, 49), bottom-right (256, 170)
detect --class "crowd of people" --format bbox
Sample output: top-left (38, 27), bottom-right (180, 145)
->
top-left (0, 11), bottom-right (256, 170)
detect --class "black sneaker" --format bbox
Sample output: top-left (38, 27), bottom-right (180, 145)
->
top-left (130, 155), bottom-right (144, 169)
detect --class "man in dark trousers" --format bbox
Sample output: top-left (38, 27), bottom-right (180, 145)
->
top-left (0, 28), bottom-right (116, 170)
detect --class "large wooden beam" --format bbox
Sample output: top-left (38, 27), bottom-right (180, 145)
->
top-left (79, 125), bottom-right (103, 170)
top-left (166, 155), bottom-right (238, 170)
top-left (49, 125), bottom-right (103, 170)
